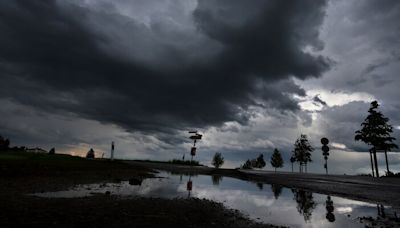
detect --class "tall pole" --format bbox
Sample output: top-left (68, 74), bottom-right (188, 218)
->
top-left (111, 141), bottom-right (115, 161)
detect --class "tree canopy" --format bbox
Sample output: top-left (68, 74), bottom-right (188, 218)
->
top-left (293, 134), bottom-right (314, 165)
top-left (355, 101), bottom-right (398, 151)
top-left (270, 148), bottom-right (284, 171)
top-left (212, 152), bottom-right (224, 168)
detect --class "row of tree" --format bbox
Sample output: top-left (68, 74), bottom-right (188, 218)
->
top-left (212, 100), bottom-right (398, 177)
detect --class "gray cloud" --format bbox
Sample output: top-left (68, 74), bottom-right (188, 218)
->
top-left (0, 0), bottom-right (330, 140)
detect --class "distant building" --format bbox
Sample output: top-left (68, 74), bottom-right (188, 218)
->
top-left (25, 147), bottom-right (48, 154)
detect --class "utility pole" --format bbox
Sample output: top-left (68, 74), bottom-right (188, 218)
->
top-left (111, 141), bottom-right (115, 161)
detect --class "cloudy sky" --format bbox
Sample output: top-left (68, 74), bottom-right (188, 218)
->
top-left (0, 0), bottom-right (399, 174)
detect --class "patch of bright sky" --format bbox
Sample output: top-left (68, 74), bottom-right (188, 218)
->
top-left (297, 88), bottom-right (375, 112)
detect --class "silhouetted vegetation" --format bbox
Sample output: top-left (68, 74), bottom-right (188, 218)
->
top-left (212, 152), bottom-right (224, 168)
top-left (292, 189), bottom-right (316, 221)
top-left (355, 100), bottom-right (398, 177)
top-left (240, 154), bottom-right (266, 169)
top-left (0, 135), bottom-right (10, 151)
top-left (292, 134), bottom-right (314, 173)
top-left (271, 184), bottom-right (283, 199)
top-left (211, 175), bottom-right (223, 185)
top-left (86, 148), bottom-right (95, 159)
top-left (170, 159), bottom-right (200, 166)
top-left (270, 148), bottom-right (283, 172)
top-left (48, 148), bottom-right (55, 155)
top-left (241, 159), bottom-right (253, 169)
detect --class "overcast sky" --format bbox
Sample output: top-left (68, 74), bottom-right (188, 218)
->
top-left (0, 0), bottom-right (399, 174)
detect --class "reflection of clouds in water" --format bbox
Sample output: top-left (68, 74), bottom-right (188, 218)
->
top-left (33, 173), bottom-right (398, 228)
top-left (336, 207), bottom-right (353, 214)
top-left (193, 187), bottom-right (275, 208)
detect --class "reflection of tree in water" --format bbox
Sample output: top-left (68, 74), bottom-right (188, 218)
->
top-left (256, 182), bottom-right (263, 190)
top-left (211, 175), bottom-right (223, 186)
top-left (359, 204), bottom-right (400, 227)
top-left (292, 189), bottom-right (316, 221)
top-left (271, 184), bottom-right (283, 199)
top-left (325, 196), bottom-right (335, 222)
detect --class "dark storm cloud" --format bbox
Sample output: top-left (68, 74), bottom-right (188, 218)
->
top-left (0, 0), bottom-right (330, 137)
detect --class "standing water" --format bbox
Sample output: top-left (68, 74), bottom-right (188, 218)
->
top-left (33, 171), bottom-right (400, 227)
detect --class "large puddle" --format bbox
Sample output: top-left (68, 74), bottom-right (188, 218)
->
top-left (33, 171), bottom-right (400, 227)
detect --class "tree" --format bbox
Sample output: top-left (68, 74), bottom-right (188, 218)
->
top-left (48, 147), bottom-right (56, 155)
top-left (254, 154), bottom-right (266, 169)
top-left (0, 136), bottom-right (10, 151)
top-left (293, 134), bottom-right (314, 173)
top-left (270, 148), bottom-right (284, 172)
top-left (290, 156), bottom-right (296, 172)
top-left (86, 148), bottom-right (95, 159)
top-left (241, 159), bottom-right (252, 169)
top-left (355, 101), bottom-right (398, 177)
top-left (292, 189), bottom-right (316, 221)
top-left (212, 152), bottom-right (224, 168)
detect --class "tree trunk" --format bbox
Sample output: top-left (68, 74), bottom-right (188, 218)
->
top-left (384, 149), bottom-right (390, 175)
top-left (291, 163), bottom-right (293, 172)
top-left (370, 151), bottom-right (375, 177)
top-left (373, 147), bottom-right (379, 177)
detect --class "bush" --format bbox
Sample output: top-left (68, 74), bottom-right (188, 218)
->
top-left (212, 153), bottom-right (224, 168)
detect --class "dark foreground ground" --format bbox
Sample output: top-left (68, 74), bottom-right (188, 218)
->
top-left (0, 151), bottom-right (276, 228)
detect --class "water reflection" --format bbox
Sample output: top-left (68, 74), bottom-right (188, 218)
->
top-left (292, 189), bottom-right (316, 222)
top-left (325, 196), bottom-right (335, 222)
top-left (211, 175), bottom-right (223, 186)
top-left (359, 204), bottom-right (400, 227)
top-left (270, 184), bottom-right (282, 199)
top-left (32, 171), bottom-right (400, 228)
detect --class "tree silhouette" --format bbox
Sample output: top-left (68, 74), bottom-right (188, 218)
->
top-left (211, 175), bottom-right (223, 185)
top-left (86, 148), bottom-right (95, 159)
top-left (211, 152), bottom-right (224, 168)
top-left (270, 148), bottom-right (284, 172)
top-left (292, 189), bottom-right (316, 221)
top-left (255, 154), bottom-right (266, 169)
top-left (290, 156), bottom-right (295, 172)
top-left (0, 135), bottom-right (10, 151)
top-left (355, 101), bottom-right (398, 177)
top-left (293, 134), bottom-right (314, 173)
top-left (271, 184), bottom-right (283, 199)
top-left (48, 147), bottom-right (56, 155)
top-left (241, 159), bottom-right (252, 169)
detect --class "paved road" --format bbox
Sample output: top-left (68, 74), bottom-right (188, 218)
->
top-left (239, 169), bottom-right (400, 207)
